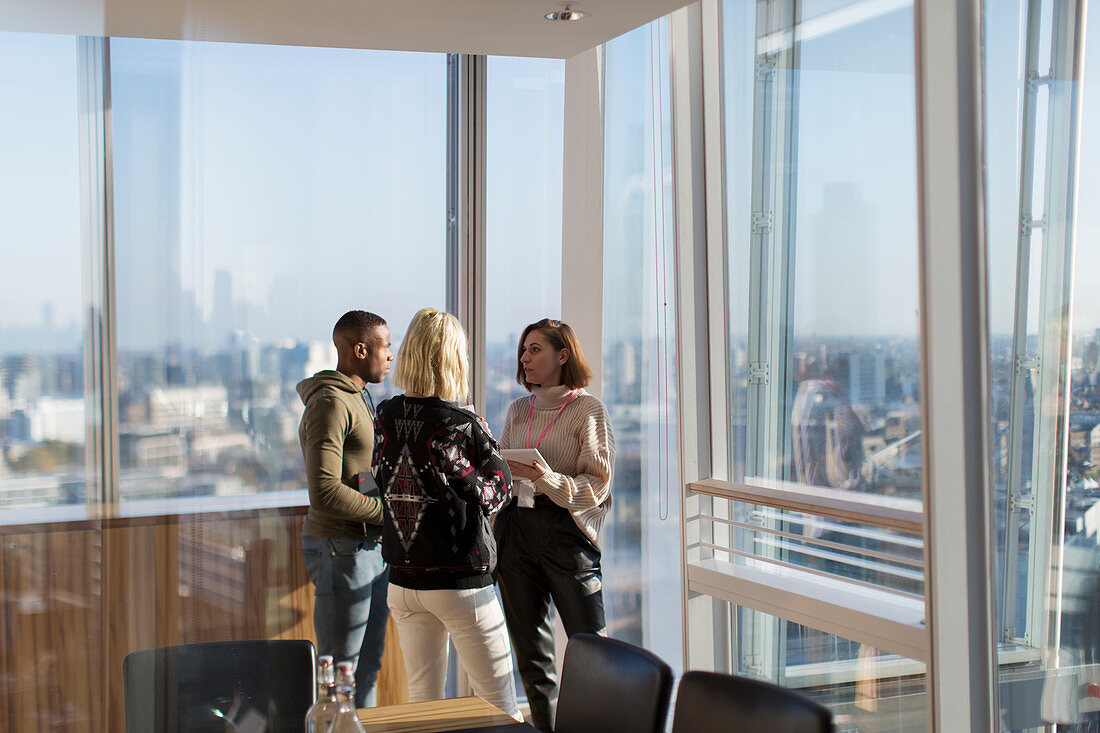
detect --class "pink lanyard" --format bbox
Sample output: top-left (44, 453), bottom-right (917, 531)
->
top-left (524, 390), bottom-right (577, 450)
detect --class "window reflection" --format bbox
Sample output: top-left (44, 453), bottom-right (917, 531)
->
top-left (784, 3), bottom-right (921, 497)
top-left (730, 606), bottom-right (927, 731)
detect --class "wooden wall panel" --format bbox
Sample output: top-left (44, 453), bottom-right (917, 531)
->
top-left (0, 527), bottom-right (105, 731)
top-left (0, 506), bottom-right (411, 732)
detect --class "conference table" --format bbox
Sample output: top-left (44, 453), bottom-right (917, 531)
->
top-left (357, 696), bottom-right (538, 732)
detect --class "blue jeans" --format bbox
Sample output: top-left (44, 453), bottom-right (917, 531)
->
top-left (301, 532), bottom-right (389, 707)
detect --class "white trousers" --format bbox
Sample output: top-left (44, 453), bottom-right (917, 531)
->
top-left (387, 583), bottom-right (520, 719)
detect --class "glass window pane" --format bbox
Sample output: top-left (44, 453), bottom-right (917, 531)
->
top-left (484, 55), bottom-right (564, 435)
top-left (784, 2), bottom-right (921, 495)
top-left (483, 53), bottom-right (564, 704)
top-left (710, 602), bottom-right (927, 731)
top-left (723, 0), bottom-right (756, 484)
top-left (0, 31), bottom-right (108, 732)
top-left (703, 0), bottom-right (926, 714)
top-left (0, 33), bottom-right (85, 512)
top-left (110, 38), bottom-right (447, 504)
top-left (984, 0), bottom-right (1034, 661)
top-left (985, 0), bottom-right (1100, 727)
top-left (603, 21), bottom-right (683, 668)
top-left (721, 0), bottom-right (922, 591)
top-left (1068, 0), bottom-right (1100, 689)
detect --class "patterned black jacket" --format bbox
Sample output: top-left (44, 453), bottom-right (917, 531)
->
top-left (373, 395), bottom-right (512, 590)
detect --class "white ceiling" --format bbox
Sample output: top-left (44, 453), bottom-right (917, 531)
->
top-left (0, 0), bottom-right (692, 59)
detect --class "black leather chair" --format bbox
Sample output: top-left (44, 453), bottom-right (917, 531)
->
top-left (554, 633), bottom-right (673, 733)
top-left (123, 639), bottom-right (316, 733)
top-left (671, 670), bottom-right (834, 733)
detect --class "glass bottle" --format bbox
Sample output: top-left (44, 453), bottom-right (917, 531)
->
top-left (329, 661), bottom-right (366, 733)
top-left (305, 656), bottom-right (340, 732)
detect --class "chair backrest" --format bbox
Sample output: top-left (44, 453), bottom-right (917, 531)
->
top-left (554, 633), bottom-right (673, 733)
top-left (123, 639), bottom-right (316, 733)
top-left (671, 670), bottom-right (834, 733)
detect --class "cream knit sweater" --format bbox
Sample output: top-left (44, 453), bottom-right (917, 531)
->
top-left (500, 384), bottom-right (615, 549)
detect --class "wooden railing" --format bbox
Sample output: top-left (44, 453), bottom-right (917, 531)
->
top-left (0, 503), bottom-right (407, 732)
top-left (688, 477), bottom-right (924, 534)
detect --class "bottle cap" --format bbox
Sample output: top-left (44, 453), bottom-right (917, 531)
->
top-left (317, 656), bottom-right (335, 685)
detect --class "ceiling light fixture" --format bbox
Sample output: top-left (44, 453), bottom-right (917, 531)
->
top-left (545, 6), bottom-right (586, 21)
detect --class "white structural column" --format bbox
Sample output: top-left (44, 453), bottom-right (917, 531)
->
top-left (914, 0), bottom-right (997, 730)
top-left (561, 46), bottom-right (604, 397)
top-left (455, 54), bottom-right (488, 410)
top-left (669, 2), bottom-right (721, 672)
top-left (700, 0), bottom-right (729, 480)
top-left (669, 2), bottom-right (711, 498)
top-left (556, 44), bottom-right (605, 680)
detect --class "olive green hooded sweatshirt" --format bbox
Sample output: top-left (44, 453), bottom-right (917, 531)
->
top-left (297, 370), bottom-right (383, 539)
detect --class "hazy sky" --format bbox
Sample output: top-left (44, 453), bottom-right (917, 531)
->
top-left (0, 33), bottom-right (81, 338)
top-left (484, 56), bottom-right (564, 341)
top-left (109, 39), bottom-right (450, 350)
top-left (0, 34), bottom-right (564, 353)
top-left (721, 4), bottom-right (921, 339)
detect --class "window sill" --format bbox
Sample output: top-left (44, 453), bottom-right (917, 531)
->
top-left (0, 489), bottom-right (310, 533)
top-left (687, 555), bottom-right (928, 662)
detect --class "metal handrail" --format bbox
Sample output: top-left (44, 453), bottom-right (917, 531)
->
top-left (696, 513), bottom-right (925, 569)
top-left (752, 536), bottom-right (924, 584)
top-left (688, 477), bottom-right (924, 535)
top-left (750, 508), bottom-right (924, 549)
top-left (694, 541), bottom-right (926, 602)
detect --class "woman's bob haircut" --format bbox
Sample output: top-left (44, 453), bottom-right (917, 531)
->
top-left (394, 308), bottom-right (470, 403)
top-left (515, 318), bottom-right (593, 391)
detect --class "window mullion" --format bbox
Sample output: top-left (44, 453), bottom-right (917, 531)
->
top-left (446, 53), bottom-right (460, 317)
top-left (77, 35), bottom-right (119, 511)
top-left (453, 54), bottom-right (487, 411)
top-left (915, 0), bottom-right (997, 727)
top-left (744, 0), bottom-right (801, 685)
top-left (669, 0), bottom-right (717, 674)
top-left (1001, 0), bottom-right (1043, 646)
top-left (1026, 0), bottom-right (1087, 662)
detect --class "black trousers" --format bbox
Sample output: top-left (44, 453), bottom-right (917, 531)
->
top-left (494, 497), bottom-right (606, 732)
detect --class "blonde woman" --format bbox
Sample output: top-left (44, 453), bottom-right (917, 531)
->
top-left (372, 308), bottom-right (519, 718)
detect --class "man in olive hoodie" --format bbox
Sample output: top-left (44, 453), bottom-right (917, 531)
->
top-left (298, 310), bottom-right (393, 707)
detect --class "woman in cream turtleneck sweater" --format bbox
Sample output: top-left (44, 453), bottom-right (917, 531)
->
top-left (494, 318), bottom-right (615, 733)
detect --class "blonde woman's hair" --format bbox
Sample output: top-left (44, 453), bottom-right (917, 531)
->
top-left (393, 308), bottom-right (470, 402)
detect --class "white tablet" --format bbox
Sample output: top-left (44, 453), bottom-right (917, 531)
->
top-left (500, 448), bottom-right (549, 467)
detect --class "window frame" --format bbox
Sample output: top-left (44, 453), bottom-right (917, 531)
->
top-left (677, 0), bottom-right (933, 666)
top-left (672, 0), bottom-right (1000, 727)
top-left (55, 40), bottom-right (476, 518)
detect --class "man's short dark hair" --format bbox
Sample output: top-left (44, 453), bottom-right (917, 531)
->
top-left (333, 310), bottom-right (387, 344)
